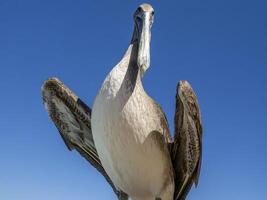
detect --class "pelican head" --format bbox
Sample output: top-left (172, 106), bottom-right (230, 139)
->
top-left (132, 3), bottom-right (154, 76)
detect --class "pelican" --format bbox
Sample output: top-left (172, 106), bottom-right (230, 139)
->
top-left (42, 3), bottom-right (202, 200)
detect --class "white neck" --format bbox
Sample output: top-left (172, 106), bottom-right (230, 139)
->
top-left (100, 42), bottom-right (142, 101)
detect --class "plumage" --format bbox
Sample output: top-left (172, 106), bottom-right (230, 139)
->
top-left (91, 43), bottom-right (174, 200)
top-left (42, 3), bottom-right (202, 200)
top-left (171, 81), bottom-right (202, 200)
top-left (42, 78), bottom-right (128, 200)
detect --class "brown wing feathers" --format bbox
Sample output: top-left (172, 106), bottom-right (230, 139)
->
top-left (42, 77), bottom-right (128, 200)
top-left (172, 80), bottom-right (202, 200)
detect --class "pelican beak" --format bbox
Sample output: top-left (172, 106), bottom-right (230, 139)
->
top-left (136, 11), bottom-right (153, 75)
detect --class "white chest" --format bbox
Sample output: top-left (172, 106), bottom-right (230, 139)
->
top-left (91, 64), bottom-right (172, 197)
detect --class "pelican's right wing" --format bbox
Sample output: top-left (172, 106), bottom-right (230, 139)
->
top-left (171, 80), bottom-right (202, 200)
top-left (42, 77), bottom-right (128, 200)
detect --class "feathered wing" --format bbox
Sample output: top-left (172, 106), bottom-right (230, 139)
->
top-left (42, 77), bottom-right (128, 200)
top-left (171, 80), bottom-right (202, 200)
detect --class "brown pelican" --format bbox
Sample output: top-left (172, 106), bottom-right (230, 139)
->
top-left (42, 3), bottom-right (202, 200)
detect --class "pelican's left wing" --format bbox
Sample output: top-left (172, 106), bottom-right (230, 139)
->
top-left (171, 80), bottom-right (202, 200)
top-left (42, 77), bottom-right (128, 200)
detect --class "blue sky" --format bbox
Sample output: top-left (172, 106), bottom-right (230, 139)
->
top-left (0, 0), bottom-right (267, 199)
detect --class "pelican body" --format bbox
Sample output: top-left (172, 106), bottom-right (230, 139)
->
top-left (92, 47), bottom-right (174, 200)
top-left (91, 4), bottom-right (174, 200)
top-left (42, 3), bottom-right (202, 200)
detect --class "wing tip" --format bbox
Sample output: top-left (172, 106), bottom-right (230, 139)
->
top-left (177, 80), bottom-right (193, 91)
top-left (41, 77), bottom-right (78, 105)
top-left (41, 77), bottom-right (61, 102)
top-left (41, 77), bottom-right (61, 92)
top-left (176, 80), bottom-right (194, 101)
top-left (41, 77), bottom-right (76, 151)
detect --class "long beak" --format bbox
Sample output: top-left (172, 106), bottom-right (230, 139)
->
top-left (137, 12), bottom-right (151, 75)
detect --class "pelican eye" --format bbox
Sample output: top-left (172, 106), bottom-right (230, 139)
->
top-left (135, 14), bottom-right (142, 22)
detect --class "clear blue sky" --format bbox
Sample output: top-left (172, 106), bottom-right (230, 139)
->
top-left (0, 0), bottom-right (266, 199)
